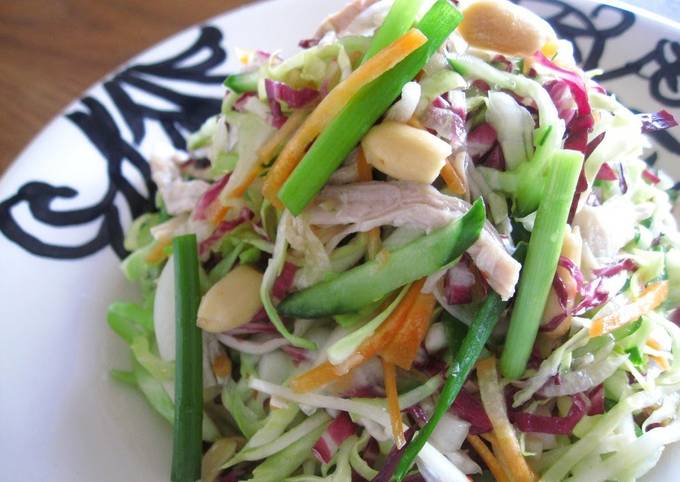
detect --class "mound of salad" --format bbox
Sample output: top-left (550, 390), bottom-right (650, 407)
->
top-left (107, 0), bottom-right (680, 481)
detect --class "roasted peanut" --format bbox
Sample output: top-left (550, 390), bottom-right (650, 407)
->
top-left (361, 121), bottom-right (451, 184)
top-left (198, 265), bottom-right (263, 333)
top-left (459, 0), bottom-right (556, 57)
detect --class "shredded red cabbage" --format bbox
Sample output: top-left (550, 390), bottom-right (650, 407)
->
top-left (564, 114), bottom-right (594, 152)
top-left (553, 273), bottom-right (569, 314)
top-left (265, 79), bottom-right (319, 108)
top-left (264, 79), bottom-right (319, 128)
top-left (422, 99), bottom-right (466, 149)
top-left (617, 162), bottom-right (628, 194)
top-left (511, 394), bottom-right (588, 434)
top-left (193, 174), bottom-right (230, 220)
top-left (299, 37), bottom-right (320, 49)
top-left (567, 132), bottom-right (604, 223)
top-left (587, 385), bottom-right (605, 416)
top-left (451, 390), bottom-right (492, 434)
top-left (234, 92), bottom-right (257, 113)
top-left (406, 405), bottom-right (429, 428)
top-left (313, 413), bottom-right (356, 464)
top-left (198, 208), bottom-right (253, 257)
top-left (467, 122), bottom-right (497, 162)
top-left (281, 345), bottom-right (311, 364)
top-left (544, 79), bottom-right (576, 125)
top-left (571, 278), bottom-right (609, 316)
top-left (472, 79), bottom-right (490, 93)
top-left (480, 143), bottom-right (506, 171)
top-left (559, 256), bottom-right (586, 291)
top-left (592, 258), bottom-right (637, 278)
top-left (642, 168), bottom-right (661, 184)
top-left (544, 258), bottom-right (617, 331)
top-left (272, 262), bottom-right (298, 299)
top-left (638, 110), bottom-right (678, 133)
top-left (491, 54), bottom-right (514, 73)
top-left (670, 308), bottom-right (680, 327)
top-left (445, 261), bottom-right (476, 305)
top-left (372, 429), bottom-right (415, 482)
top-left (533, 53), bottom-right (590, 116)
top-left (227, 322), bottom-right (278, 336)
top-left (596, 162), bottom-right (618, 181)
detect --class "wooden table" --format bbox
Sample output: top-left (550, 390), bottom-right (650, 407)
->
top-left (0, 0), bottom-right (252, 175)
top-left (1, 0), bottom-right (674, 176)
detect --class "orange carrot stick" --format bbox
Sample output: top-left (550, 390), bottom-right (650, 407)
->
top-left (467, 434), bottom-right (510, 482)
top-left (262, 29), bottom-right (427, 204)
top-left (477, 356), bottom-right (537, 482)
top-left (589, 281), bottom-right (668, 337)
top-left (290, 280), bottom-right (425, 393)
top-left (145, 238), bottom-right (171, 264)
top-left (440, 162), bottom-right (466, 195)
top-left (381, 291), bottom-right (436, 369)
top-left (383, 359), bottom-right (406, 448)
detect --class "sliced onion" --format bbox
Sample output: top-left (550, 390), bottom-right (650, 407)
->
top-left (216, 334), bottom-right (289, 355)
top-left (385, 81), bottom-right (421, 123)
top-left (539, 354), bottom-right (627, 397)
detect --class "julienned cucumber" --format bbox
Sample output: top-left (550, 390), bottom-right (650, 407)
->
top-left (224, 70), bottom-right (260, 94)
top-left (278, 200), bottom-right (485, 318)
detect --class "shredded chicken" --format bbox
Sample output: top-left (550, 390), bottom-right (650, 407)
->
top-left (150, 154), bottom-right (210, 215)
top-left (316, 0), bottom-right (386, 37)
top-left (573, 197), bottom-right (655, 259)
top-left (304, 181), bottom-right (521, 300)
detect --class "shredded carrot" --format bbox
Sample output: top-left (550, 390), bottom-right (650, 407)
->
top-left (356, 147), bottom-right (373, 182)
top-left (646, 340), bottom-right (671, 370)
top-left (589, 281), bottom-right (669, 337)
top-left (215, 108), bottom-right (310, 211)
top-left (477, 357), bottom-right (537, 482)
top-left (382, 359), bottom-right (406, 448)
top-left (290, 280), bottom-right (425, 393)
top-left (145, 238), bottom-right (171, 264)
top-left (212, 354), bottom-right (232, 378)
top-left (440, 162), bottom-right (466, 195)
top-left (467, 435), bottom-right (510, 482)
top-left (209, 205), bottom-right (231, 225)
top-left (381, 291), bottom-right (436, 369)
top-left (647, 339), bottom-right (662, 351)
top-left (357, 148), bottom-right (382, 258)
top-left (262, 29), bottom-right (428, 205)
top-left (652, 355), bottom-right (670, 370)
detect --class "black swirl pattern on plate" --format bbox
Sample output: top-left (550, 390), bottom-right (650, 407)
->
top-left (0, 4), bottom-right (677, 260)
top-left (514, 0), bottom-right (635, 69)
top-left (0, 26), bottom-right (228, 260)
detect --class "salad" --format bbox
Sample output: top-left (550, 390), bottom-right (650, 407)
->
top-left (107, 0), bottom-right (680, 481)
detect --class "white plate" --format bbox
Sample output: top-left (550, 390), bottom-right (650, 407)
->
top-left (0, 0), bottom-right (678, 480)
